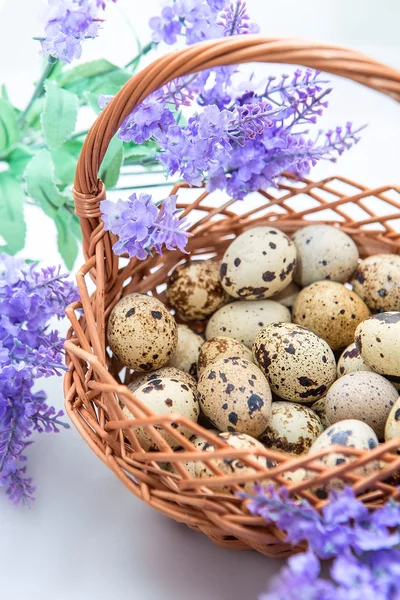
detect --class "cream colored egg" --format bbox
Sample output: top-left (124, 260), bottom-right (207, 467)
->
top-left (107, 293), bottom-right (177, 371)
top-left (205, 300), bottom-right (291, 349)
top-left (220, 226), bottom-right (297, 300)
top-left (292, 224), bottom-right (359, 287)
top-left (166, 259), bottom-right (228, 321)
top-left (293, 281), bottom-right (370, 350)
top-left (253, 323), bottom-right (336, 403)
top-left (128, 367), bottom-right (196, 395)
top-left (337, 342), bottom-right (372, 378)
top-left (270, 281), bottom-right (301, 309)
top-left (197, 357), bottom-right (272, 437)
top-left (352, 254), bottom-right (400, 312)
top-left (325, 371), bottom-right (398, 440)
top-left (183, 431), bottom-right (220, 477)
top-left (198, 336), bottom-right (253, 375)
top-left (310, 398), bottom-right (331, 429)
top-left (123, 376), bottom-right (199, 451)
top-left (260, 401), bottom-right (323, 454)
top-left (167, 325), bottom-right (203, 378)
top-left (195, 431), bottom-right (273, 493)
top-left (384, 397), bottom-right (400, 443)
top-left (355, 312), bottom-right (400, 386)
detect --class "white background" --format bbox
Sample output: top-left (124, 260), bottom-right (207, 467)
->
top-left (0, 1), bottom-right (400, 599)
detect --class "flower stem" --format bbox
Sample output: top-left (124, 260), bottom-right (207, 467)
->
top-left (125, 41), bottom-right (156, 69)
top-left (18, 55), bottom-right (58, 127)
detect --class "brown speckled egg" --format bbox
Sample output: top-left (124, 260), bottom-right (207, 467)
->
top-left (310, 398), bottom-right (331, 429)
top-left (197, 357), bottom-right (272, 437)
top-left (128, 366), bottom-right (196, 395)
top-left (253, 322), bottom-right (336, 403)
top-left (355, 312), bottom-right (400, 387)
top-left (167, 325), bottom-right (203, 378)
top-left (123, 376), bottom-right (199, 451)
top-left (270, 281), bottom-right (302, 309)
top-left (352, 254), bottom-right (400, 312)
top-left (205, 300), bottom-right (291, 349)
top-left (183, 431), bottom-right (220, 477)
top-left (195, 431), bottom-right (273, 493)
top-left (198, 336), bottom-right (253, 376)
top-left (384, 397), bottom-right (400, 442)
top-left (293, 281), bottom-right (370, 350)
top-left (107, 293), bottom-right (177, 371)
top-left (166, 259), bottom-right (228, 321)
top-left (220, 226), bottom-right (297, 300)
top-left (292, 224), bottom-right (359, 287)
top-left (325, 371), bottom-right (398, 440)
top-left (309, 419), bottom-right (380, 494)
top-left (337, 342), bottom-right (372, 378)
top-left (260, 401), bottom-right (323, 454)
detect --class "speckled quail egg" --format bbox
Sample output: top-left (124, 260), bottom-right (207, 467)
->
top-left (166, 259), bottom-right (229, 321)
top-left (123, 376), bottom-right (199, 451)
top-left (337, 342), bottom-right (372, 378)
top-left (270, 281), bottom-right (302, 309)
top-left (197, 357), bottom-right (272, 437)
top-left (384, 397), bottom-right (400, 443)
top-left (182, 431), bottom-right (220, 477)
top-left (219, 227), bottom-right (297, 300)
top-left (292, 224), bottom-right (359, 287)
top-left (293, 281), bottom-right (370, 350)
top-left (355, 312), bottom-right (400, 388)
top-left (195, 431), bottom-right (273, 493)
top-left (198, 336), bottom-right (253, 376)
top-left (107, 293), bottom-right (178, 371)
top-left (309, 419), bottom-right (380, 495)
top-left (310, 398), bottom-right (331, 429)
top-left (325, 371), bottom-right (398, 440)
top-left (205, 299), bottom-right (291, 349)
top-left (253, 323), bottom-right (336, 403)
top-left (260, 401), bottom-right (323, 454)
top-left (128, 366), bottom-right (197, 395)
top-left (352, 254), bottom-right (400, 313)
top-left (167, 325), bottom-right (203, 378)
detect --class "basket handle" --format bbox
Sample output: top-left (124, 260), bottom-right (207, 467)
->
top-left (73, 35), bottom-right (400, 260)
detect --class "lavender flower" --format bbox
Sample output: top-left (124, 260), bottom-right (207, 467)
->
top-left (219, 1), bottom-right (258, 36)
top-left (0, 256), bottom-right (77, 505)
top-left (41, 0), bottom-right (115, 62)
top-left (100, 193), bottom-right (191, 260)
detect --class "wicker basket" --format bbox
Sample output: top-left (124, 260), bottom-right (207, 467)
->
top-left (64, 36), bottom-right (400, 558)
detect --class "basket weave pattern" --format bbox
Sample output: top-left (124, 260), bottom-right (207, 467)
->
top-left (65, 37), bottom-right (400, 557)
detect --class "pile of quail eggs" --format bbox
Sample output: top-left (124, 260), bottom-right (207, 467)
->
top-left (107, 223), bottom-right (400, 496)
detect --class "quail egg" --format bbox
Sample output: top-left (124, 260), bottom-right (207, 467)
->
top-left (352, 254), bottom-right (400, 312)
top-left (197, 357), bottom-right (272, 437)
top-left (107, 293), bottom-right (177, 371)
top-left (182, 431), bottom-right (220, 477)
top-left (293, 280), bottom-right (370, 350)
top-left (384, 397), bottom-right (400, 443)
top-left (270, 281), bottom-right (302, 309)
top-left (128, 366), bottom-right (197, 395)
top-left (337, 342), bottom-right (372, 378)
top-left (167, 325), bottom-right (203, 378)
top-left (198, 336), bottom-right (253, 376)
top-left (310, 398), bottom-right (331, 429)
top-left (355, 312), bottom-right (400, 387)
top-left (206, 299), bottom-right (291, 349)
top-left (123, 376), bottom-right (199, 451)
top-left (260, 401), bottom-right (323, 454)
top-left (292, 224), bottom-right (359, 287)
top-left (253, 322), bottom-right (336, 403)
top-left (325, 371), bottom-right (398, 440)
top-left (219, 226), bottom-right (297, 300)
top-left (166, 259), bottom-right (229, 321)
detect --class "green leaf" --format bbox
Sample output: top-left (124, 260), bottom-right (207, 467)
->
top-left (99, 138), bottom-right (124, 189)
top-left (55, 206), bottom-right (79, 269)
top-left (1, 84), bottom-right (9, 102)
top-left (0, 171), bottom-right (26, 254)
top-left (6, 144), bottom-right (35, 177)
top-left (51, 147), bottom-right (77, 186)
top-left (24, 149), bottom-right (68, 218)
top-left (83, 91), bottom-right (102, 115)
top-left (0, 98), bottom-right (19, 154)
top-left (69, 211), bottom-right (82, 240)
top-left (57, 59), bottom-right (131, 98)
top-left (42, 81), bottom-right (78, 150)
top-left (62, 138), bottom-right (85, 158)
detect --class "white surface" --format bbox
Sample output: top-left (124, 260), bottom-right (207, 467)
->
top-left (1, 1), bottom-right (400, 599)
